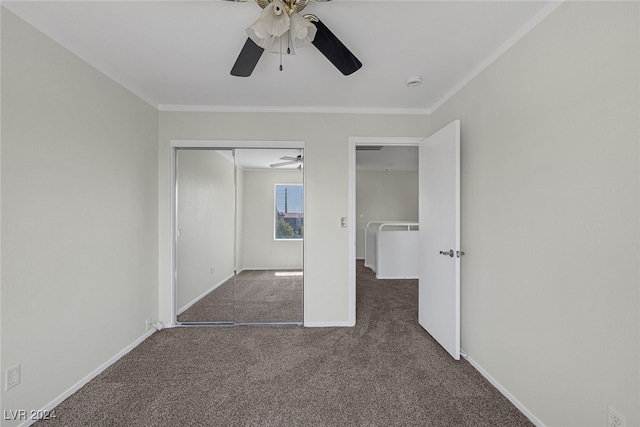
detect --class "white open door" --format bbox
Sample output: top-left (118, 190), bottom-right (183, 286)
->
top-left (418, 120), bottom-right (461, 360)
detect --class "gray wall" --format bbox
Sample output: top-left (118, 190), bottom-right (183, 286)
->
top-left (158, 113), bottom-right (430, 326)
top-left (1, 9), bottom-right (159, 424)
top-left (355, 171), bottom-right (418, 259)
top-left (431, 2), bottom-right (639, 426)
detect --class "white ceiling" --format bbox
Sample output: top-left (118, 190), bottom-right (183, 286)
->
top-left (219, 148), bottom-right (303, 170)
top-left (216, 146), bottom-right (416, 171)
top-left (3, 0), bottom-right (556, 113)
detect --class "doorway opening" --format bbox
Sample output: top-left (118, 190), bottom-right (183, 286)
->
top-left (348, 137), bottom-right (422, 325)
top-left (349, 121), bottom-right (462, 360)
top-left (171, 141), bottom-right (305, 326)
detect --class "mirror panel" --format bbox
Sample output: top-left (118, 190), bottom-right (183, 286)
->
top-left (176, 149), bottom-right (235, 323)
top-left (175, 148), bottom-right (304, 325)
top-left (234, 149), bottom-right (304, 323)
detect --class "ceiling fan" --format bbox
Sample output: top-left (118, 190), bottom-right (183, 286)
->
top-left (229, 0), bottom-right (362, 77)
top-left (270, 154), bottom-right (304, 169)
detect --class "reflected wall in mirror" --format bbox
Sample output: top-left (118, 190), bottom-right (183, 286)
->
top-left (176, 149), bottom-right (235, 323)
top-left (175, 147), bottom-right (304, 325)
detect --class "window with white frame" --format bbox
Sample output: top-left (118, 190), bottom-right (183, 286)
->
top-left (274, 184), bottom-right (303, 240)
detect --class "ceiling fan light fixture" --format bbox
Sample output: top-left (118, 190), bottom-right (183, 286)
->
top-left (232, 0), bottom-right (362, 77)
top-left (269, 31), bottom-right (296, 55)
top-left (247, 0), bottom-right (290, 41)
top-left (246, 20), bottom-right (270, 47)
top-left (289, 11), bottom-right (317, 47)
top-left (272, 2), bottom-right (284, 15)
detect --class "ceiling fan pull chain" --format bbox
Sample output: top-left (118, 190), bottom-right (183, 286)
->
top-left (279, 36), bottom-right (284, 71)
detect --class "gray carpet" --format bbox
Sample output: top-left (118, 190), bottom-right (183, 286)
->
top-left (177, 270), bottom-right (303, 324)
top-left (35, 261), bottom-right (532, 426)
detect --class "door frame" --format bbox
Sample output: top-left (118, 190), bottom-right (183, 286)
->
top-left (347, 136), bottom-right (424, 325)
top-left (170, 139), bottom-right (306, 326)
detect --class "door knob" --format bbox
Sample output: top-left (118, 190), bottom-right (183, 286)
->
top-left (439, 249), bottom-right (454, 257)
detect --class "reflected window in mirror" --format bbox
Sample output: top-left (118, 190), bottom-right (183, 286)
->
top-left (274, 184), bottom-right (303, 240)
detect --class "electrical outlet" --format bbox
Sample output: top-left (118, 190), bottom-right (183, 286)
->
top-left (608, 406), bottom-right (625, 427)
top-left (5, 364), bottom-right (20, 391)
top-left (145, 318), bottom-right (151, 331)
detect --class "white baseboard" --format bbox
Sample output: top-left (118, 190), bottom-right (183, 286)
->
top-left (375, 275), bottom-right (418, 280)
top-left (304, 321), bottom-right (355, 327)
top-left (177, 273), bottom-right (234, 315)
top-left (460, 350), bottom-right (545, 427)
top-left (20, 328), bottom-right (156, 427)
top-left (241, 267), bottom-right (303, 271)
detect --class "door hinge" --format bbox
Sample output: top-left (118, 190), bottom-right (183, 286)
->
top-left (456, 250), bottom-right (465, 258)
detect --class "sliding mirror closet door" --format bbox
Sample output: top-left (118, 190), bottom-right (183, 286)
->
top-left (233, 149), bottom-right (304, 324)
top-left (176, 148), bottom-right (236, 323)
top-left (175, 147), bottom-right (304, 325)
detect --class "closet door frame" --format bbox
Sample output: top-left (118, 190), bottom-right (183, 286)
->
top-left (169, 140), bottom-right (306, 325)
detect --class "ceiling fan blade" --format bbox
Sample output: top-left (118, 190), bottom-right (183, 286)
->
top-left (310, 18), bottom-right (362, 76)
top-left (280, 156), bottom-right (298, 161)
top-left (270, 161), bottom-right (297, 168)
top-left (231, 38), bottom-right (264, 77)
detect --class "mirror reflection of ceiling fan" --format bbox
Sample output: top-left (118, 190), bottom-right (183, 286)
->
top-left (229, 0), bottom-right (362, 77)
top-left (270, 154), bottom-right (304, 169)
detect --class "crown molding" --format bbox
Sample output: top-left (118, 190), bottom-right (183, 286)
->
top-left (3, 2), bottom-right (160, 110)
top-left (430, 0), bottom-right (564, 114)
top-left (158, 104), bottom-right (431, 115)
